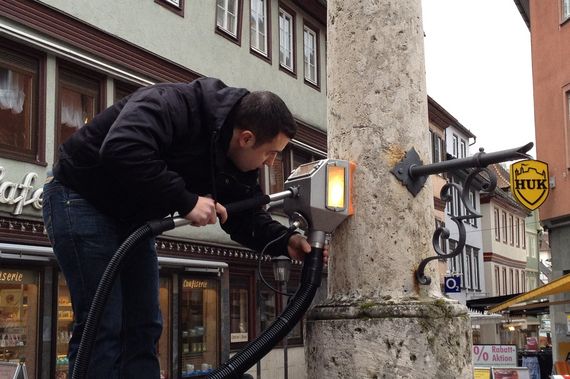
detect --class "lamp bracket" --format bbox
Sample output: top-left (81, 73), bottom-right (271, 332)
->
top-left (391, 143), bottom-right (534, 285)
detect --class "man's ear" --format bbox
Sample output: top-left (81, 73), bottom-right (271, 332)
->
top-left (237, 130), bottom-right (256, 148)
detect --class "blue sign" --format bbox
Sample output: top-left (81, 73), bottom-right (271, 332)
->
top-left (444, 275), bottom-right (461, 293)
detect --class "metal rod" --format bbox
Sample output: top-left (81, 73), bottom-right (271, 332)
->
top-left (409, 142), bottom-right (533, 179)
top-left (269, 187), bottom-right (298, 202)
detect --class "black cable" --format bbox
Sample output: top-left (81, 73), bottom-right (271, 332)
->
top-left (256, 227), bottom-right (297, 297)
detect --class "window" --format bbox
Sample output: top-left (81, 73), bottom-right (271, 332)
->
top-left (473, 249), bottom-right (480, 290)
top-left (509, 215), bottom-right (514, 245)
top-left (1, 268), bottom-right (40, 379)
top-left (502, 211), bottom-right (508, 243)
top-left (268, 151), bottom-right (285, 194)
top-left (515, 217), bottom-right (521, 247)
top-left (278, 6), bottom-right (295, 73)
top-left (216, 0), bottom-right (240, 39)
top-left (502, 268), bottom-right (507, 295)
top-left (452, 134), bottom-right (458, 157)
top-left (448, 240), bottom-right (457, 273)
top-left (435, 220), bottom-right (447, 256)
top-left (57, 63), bottom-right (102, 147)
top-left (430, 131), bottom-right (444, 164)
top-left (509, 269), bottom-right (514, 294)
top-left (303, 24), bottom-right (319, 86)
top-left (460, 139), bottom-right (467, 158)
top-left (250, 0), bottom-right (269, 57)
top-left (564, 91), bottom-right (570, 168)
top-left (158, 277), bottom-right (171, 377)
top-left (468, 190), bottom-right (477, 227)
top-left (529, 235), bottom-right (537, 258)
top-left (453, 184), bottom-right (461, 217)
top-left (262, 144), bottom-right (325, 198)
top-left (515, 270), bottom-right (520, 293)
top-left (494, 208), bottom-right (501, 241)
top-left (180, 276), bottom-right (219, 375)
top-left (259, 282), bottom-right (277, 332)
top-left (494, 266), bottom-right (501, 296)
top-left (465, 247), bottom-right (472, 290)
top-left (564, 0), bottom-right (570, 20)
top-left (114, 80), bottom-right (140, 103)
top-left (230, 276), bottom-right (251, 346)
top-left (155, 0), bottom-right (184, 16)
top-left (0, 40), bottom-right (44, 163)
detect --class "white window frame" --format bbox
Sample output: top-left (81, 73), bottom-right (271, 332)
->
top-left (279, 7), bottom-right (294, 72)
top-left (303, 25), bottom-right (318, 85)
top-left (494, 208), bottom-right (500, 241)
top-left (217, 0), bottom-right (239, 37)
top-left (165, 0), bottom-right (180, 7)
top-left (564, 0), bottom-right (570, 20)
top-left (250, 0), bottom-right (268, 56)
top-left (460, 139), bottom-right (467, 158)
top-left (452, 134), bottom-right (459, 157)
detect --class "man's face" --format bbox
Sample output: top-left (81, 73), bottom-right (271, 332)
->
top-left (229, 130), bottom-right (290, 172)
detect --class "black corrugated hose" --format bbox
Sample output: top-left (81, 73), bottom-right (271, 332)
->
top-left (207, 246), bottom-right (323, 379)
top-left (71, 209), bottom-right (323, 379)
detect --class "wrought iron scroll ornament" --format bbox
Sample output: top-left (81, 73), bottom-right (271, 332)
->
top-left (416, 168), bottom-right (497, 285)
top-left (390, 142), bottom-right (534, 286)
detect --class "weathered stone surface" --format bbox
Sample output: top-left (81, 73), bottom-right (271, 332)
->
top-left (306, 0), bottom-right (473, 377)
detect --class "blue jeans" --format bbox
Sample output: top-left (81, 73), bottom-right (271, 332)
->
top-left (42, 179), bottom-right (162, 378)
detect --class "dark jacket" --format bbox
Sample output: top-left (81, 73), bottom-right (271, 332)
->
top-left (53, 77), bottom-right (293, 255)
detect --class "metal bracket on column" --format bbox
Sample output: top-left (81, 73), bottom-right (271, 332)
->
top-left (390, 142), bottom-right (534, 285)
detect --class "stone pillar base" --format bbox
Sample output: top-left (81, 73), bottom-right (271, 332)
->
top-left (305, 297), bottom-right (473, 379)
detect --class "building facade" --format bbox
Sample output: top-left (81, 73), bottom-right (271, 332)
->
top-left (0, 1), bottom-right (327, 378)
top-left (443, 119), bottom-right (486, 304)
top-left (513, 0), bottom-right (570, 361)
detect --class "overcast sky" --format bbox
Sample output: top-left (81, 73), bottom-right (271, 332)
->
top-left (421, 0), bottom-right (536, 158)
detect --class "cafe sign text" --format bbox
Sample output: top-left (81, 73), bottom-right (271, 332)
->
top-left (0, 167), bottom-right (43, 215)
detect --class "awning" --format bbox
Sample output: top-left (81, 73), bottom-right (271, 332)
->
top-left (489, 273), bottom-right (570, 313)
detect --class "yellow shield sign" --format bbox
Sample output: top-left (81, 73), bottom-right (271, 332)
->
top-left (510, 160), bottom-right (549, 210)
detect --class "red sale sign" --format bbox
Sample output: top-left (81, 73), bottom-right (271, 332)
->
top-left (473, 345), bottom-right (517, 366)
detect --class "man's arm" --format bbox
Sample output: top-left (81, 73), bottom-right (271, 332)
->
top-left (99, 86), bottom-right (198, 219)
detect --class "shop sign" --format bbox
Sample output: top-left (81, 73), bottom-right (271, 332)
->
top-left (510, 160), bottom-right (549, 211)
top-left (444, 275), bottom-right (461, 293)
top-left (0, 270), bottom-right (25, 283)
top-left (473, 344), bottom-right (517, 366)
top-left (0, 167), bottom-right (43, 215)
top-left (473, 367), bottom-right (491, 379)
top-left (230, 333), bottom-right (248, 343)
top-left (183, 279), bottom-right (208, 289)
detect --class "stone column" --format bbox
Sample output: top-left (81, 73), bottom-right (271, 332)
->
top-left (305, 1), bottom-right (473, 378)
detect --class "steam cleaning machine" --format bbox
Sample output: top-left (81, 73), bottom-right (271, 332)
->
top-left (72, 158), bottom-right (355, 379)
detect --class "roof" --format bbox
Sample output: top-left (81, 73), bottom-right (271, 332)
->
top-left (428, 96), bottom-right (476, 138)
top-left (513, 0), bottom-right (531, 30)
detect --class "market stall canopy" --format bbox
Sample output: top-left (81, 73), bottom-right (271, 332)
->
top-left (489, 273), bottom-right (570, 313)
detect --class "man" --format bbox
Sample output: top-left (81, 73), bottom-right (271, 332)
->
top-left (42, 77), bottom-right (319, 378)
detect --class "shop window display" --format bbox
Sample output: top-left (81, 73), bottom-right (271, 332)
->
top-left (0, 268), bottom-right (39, 379)
top-left (180, 277), bottom-right (219, 377)
top-left (56, 275), bottom-right (73, 378)
top-left (158, 276), bottom-right (171, 378)
top-left (55, 275), bottom-right (172, 378)
top-left (230, 278), bottom-right (249, 345)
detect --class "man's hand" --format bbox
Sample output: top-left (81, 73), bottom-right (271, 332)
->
top-left (185, 196), bottom-right (227, 226)
top-left (287, 234), bottom-right (329, 264)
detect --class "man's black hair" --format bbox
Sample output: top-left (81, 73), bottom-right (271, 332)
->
top-left (230, 91), bottom-right (296, 146)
